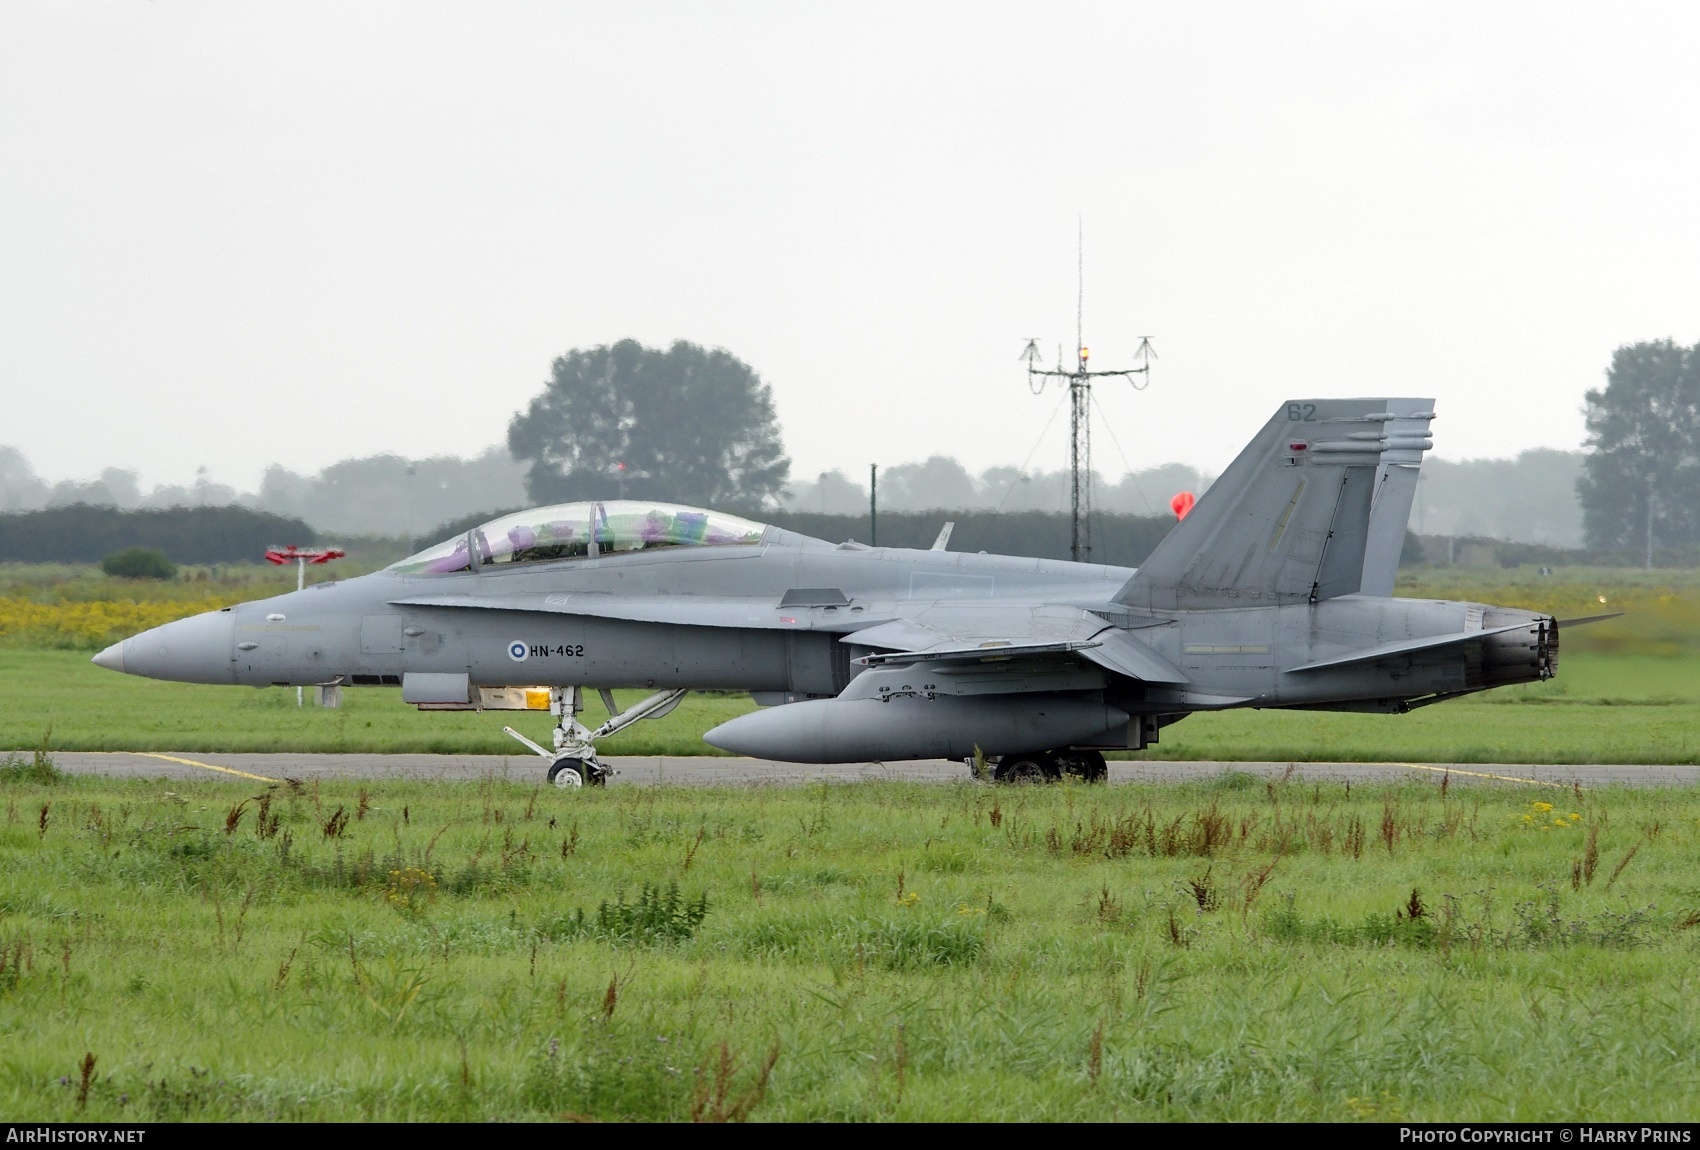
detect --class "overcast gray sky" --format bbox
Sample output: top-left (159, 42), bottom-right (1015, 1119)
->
top-left (3, 1), bottom-right (1697, 494)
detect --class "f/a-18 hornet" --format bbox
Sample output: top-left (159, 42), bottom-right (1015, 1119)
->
top-left (94, 398), bottom-right (1581, 786)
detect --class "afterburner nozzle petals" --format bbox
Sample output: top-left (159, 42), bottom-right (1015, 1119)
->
top-left (91, 641), bottom-right (126, 674)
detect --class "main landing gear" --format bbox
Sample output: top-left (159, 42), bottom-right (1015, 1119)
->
top-left (504, 686), bottom-right (688, 788)
top-left (979, 749), bottom-right (1108, 785)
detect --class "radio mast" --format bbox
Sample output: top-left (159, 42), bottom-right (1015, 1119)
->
top-left (1020, 221), bottom-right (1154, 563)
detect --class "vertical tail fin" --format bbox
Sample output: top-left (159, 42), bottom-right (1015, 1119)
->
top-left (1359, 399), bottom-right (1438, 597)
top-left (1116, 398), bottom-right (1434, 610)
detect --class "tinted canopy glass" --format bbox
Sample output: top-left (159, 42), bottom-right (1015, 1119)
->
top-left (590, 501), bottom-right (766, 554)
top-left (389, 501), bottom-right (768, 574)
top-left (476, 504), bottom-right (595, 565)
top-left (387, 534), bottom-right (473, 575)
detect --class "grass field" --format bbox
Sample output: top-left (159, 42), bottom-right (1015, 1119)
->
top-left (3, 565), bottom-right (1697, 1123)
top-left (1, 565), bottom-right (1695, 763)
top-left (3, 648), bottom-right (1695, 764)
top-left (3, 767), bottom-right (1699, 1121)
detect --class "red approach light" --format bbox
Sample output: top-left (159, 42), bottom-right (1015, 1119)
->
top-left (1169, 491), bottom-right (1196, 521)
top-left (265, 546), bottom-right (347, 565)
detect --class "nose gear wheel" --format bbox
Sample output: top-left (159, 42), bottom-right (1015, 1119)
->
top-left (504, 685), bottom-right (687, 788)
top-left (547, 757), bottom-right (585, 788)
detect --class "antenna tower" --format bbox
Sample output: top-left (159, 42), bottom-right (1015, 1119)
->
top-left (1019, 220), bottom-right (1154, 563)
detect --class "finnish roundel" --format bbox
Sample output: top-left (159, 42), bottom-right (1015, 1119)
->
top-left (507, 640), bottom-right (528, 662)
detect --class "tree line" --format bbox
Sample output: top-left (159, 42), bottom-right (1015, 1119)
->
top-left (3, 336), bottom-right (1695, 561)
top-left (0, 505), bottom-right (315, 565)
top-left (504, 337), bottom-right (1700, 555)
top-left (1579, 339), bottom-right (1700, 551)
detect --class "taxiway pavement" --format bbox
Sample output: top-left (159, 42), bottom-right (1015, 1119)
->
top-left (50, 751), bottom-right (1700, 788)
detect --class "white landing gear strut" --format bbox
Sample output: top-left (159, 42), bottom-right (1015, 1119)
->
top-left (504, 686), bottom-right (688, 788)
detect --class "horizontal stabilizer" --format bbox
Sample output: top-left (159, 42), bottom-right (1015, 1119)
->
top-left (1284, 623), bottom-right (1531, 673)
top-left (1555, 612), bottom-right (1624, 627)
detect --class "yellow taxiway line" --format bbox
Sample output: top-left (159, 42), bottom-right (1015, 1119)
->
top-left (1391, 762), bottom-right (1570, 789)
top-left (131, 751), bottom-right (279, 784)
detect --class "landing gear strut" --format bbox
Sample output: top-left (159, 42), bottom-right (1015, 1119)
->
top-left (505, 686), bottom-right (688, 788)
top-left (1055, 749), bottom-right (1108, 783)
top-left (980, 749), bottom-right (1108, 785)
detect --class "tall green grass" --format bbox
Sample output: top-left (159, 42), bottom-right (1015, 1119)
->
top-left (3, 770), bottom-right (1699, 1120)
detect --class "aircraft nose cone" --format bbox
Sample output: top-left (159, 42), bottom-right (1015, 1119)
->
top-left (116, 609), bottom-right (237, 684)
top-left (91, 641), bottom-right (126, 674)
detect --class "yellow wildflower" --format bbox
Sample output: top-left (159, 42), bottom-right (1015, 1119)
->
top-left (382, 867), bottom-right (438, 914)
top-left (0, 595), bottom-right (235, 649)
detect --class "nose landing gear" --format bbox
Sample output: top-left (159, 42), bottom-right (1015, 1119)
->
top-left (505, 686), bottom-right (688, 788)
top-left (546, 757), bottom-right (588, 788)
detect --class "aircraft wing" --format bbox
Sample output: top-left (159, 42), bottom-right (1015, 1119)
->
top-left (1084, 626), bottom-right (1191, 683)
top-left (845, 605), bottom-right (1189, 684)
top-left (858, 640), bottom-right (1103, 666)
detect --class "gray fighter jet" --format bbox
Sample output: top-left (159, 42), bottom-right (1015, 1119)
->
top-left (92, 398), bottom-right (1570, 786)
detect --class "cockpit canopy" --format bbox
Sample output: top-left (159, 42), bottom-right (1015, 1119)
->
top-left (388, 501), bottom-right (769, 575)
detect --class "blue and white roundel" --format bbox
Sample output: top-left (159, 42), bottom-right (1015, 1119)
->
top-left (507, 640), bottom-right (529, 662)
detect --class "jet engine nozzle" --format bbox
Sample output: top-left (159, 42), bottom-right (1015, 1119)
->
top-left (1471, 609), bottom-right (1558, 690)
